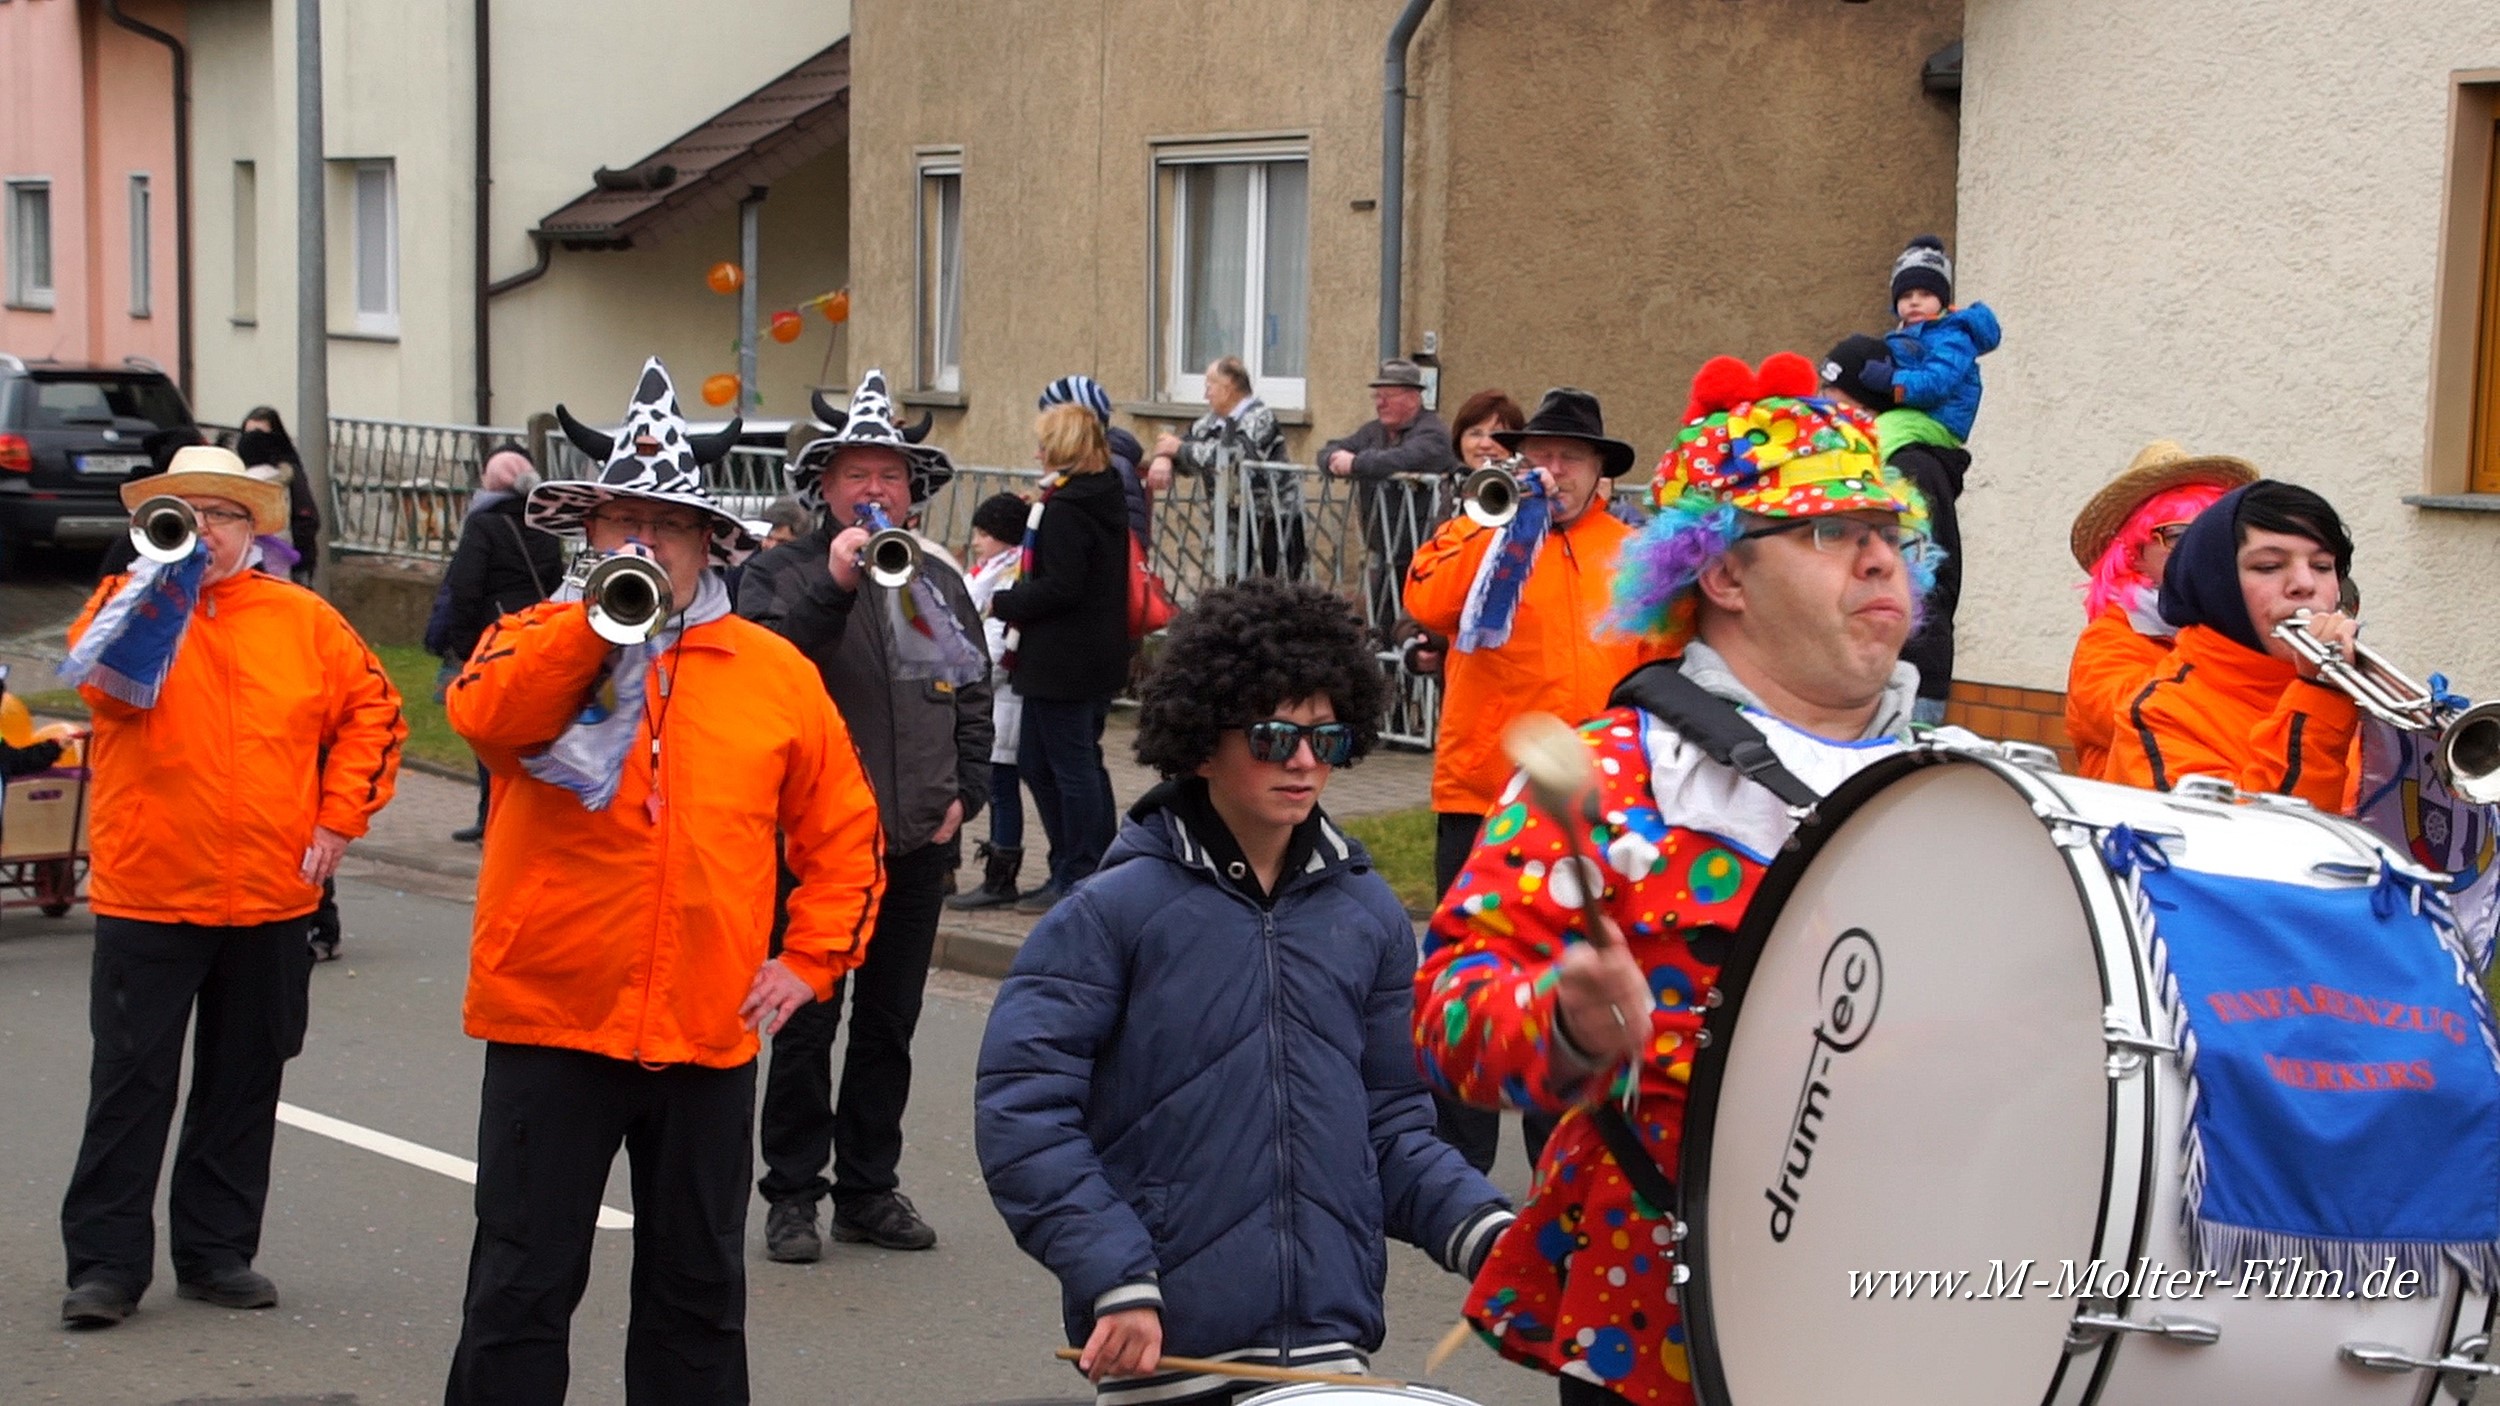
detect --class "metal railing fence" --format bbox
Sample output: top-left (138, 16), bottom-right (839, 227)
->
top-left (323, 418), bottom-right (1458, 746)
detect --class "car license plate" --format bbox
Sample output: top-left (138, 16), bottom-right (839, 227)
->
top-left (76, 453), bottom-right (151, 475)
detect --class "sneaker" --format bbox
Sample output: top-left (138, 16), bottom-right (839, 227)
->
top-left (1012, 881), bottom-right (1064, 916)
top-left (764, 1199), bottom-right (821, 1263)
top-left (451, 825), bottom-right (485, 844)
top-left (60, 1279), bottom-right (137, 1329)
top-left (831, 1191), bottom-right (937, 1251)
top-left (176, 1265), bottom-right (277, 1310)
top-left (309, 937), bottom-right (341, 963)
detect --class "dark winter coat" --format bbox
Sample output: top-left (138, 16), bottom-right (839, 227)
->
top-left (975, 785), bottom-right (1509, 1364)
top-left (736, 520), bottom-right (993, 854)
top-left (990, 468), bottom-right (1132, 702)
top-left (1890, 439), bottom-right (1970, 703)
top-left (1317, 410), bottom-right (1457, 561)
top-left (442, 493), bottom-right (567, 664)
top-left (1108, 425), bottom-right (1153, 550)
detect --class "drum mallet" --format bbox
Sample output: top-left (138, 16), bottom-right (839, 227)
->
top-left (1502, 712), bottom-right (1621, 956)
top-left (1052, 1347), bottom-right (1404, 1388)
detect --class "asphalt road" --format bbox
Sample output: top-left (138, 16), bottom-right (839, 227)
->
top-left (0, 867), bottom-right (1543, 1406)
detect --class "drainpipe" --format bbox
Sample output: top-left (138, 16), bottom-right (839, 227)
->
top-left (105, 1), bottom-right (191, 400)
top-left (472, 0), bottom-right (492, 425)
top-left (738, 187), bottom-right (765, 413)
top-left (1378, 0), bottom-right (1435, 363)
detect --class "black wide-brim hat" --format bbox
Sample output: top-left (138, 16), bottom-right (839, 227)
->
top-left (1492, 386), bottom-right (1637, 478)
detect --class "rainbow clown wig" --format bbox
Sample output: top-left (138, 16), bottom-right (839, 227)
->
top-left (1608, 352), bottom-right (1939, 650)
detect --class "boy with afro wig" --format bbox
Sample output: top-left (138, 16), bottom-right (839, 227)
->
top-left (976, 578), bottom-right (1510, 1405)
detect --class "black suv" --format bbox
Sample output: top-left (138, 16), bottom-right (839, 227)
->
top-left (0, 355), bottom-right (196, 561)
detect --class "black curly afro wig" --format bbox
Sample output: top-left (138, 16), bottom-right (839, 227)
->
top-left (1133, 578), bottom-right (1388, 778)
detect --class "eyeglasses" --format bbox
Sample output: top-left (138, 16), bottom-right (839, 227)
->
top-left (587, 509), bottom-right (708, 543)
top-left (190, 504), bottom-right (255, 527)
top-left (2150, 523), bottom-right (2191, 547)
top-left (1738, 516), bottom-right (1935, 566)
top-left (1237, 719), bottom-right (1357, 767)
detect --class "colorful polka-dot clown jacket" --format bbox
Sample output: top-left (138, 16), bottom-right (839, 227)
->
top-left (1414, 696), bottom-right (1910, 1404)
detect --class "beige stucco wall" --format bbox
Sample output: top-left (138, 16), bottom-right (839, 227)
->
top-left (848, 0), bottom-right (1961, 475)
top-left (187, 0), bottom-right (290, 425)
top-left (1956, 0), bottom-right (2500, 697)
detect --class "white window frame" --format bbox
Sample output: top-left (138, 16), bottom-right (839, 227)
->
top-left (5, 178), bottom-right (54, 311)
top-left (351, 160), bottom-right (398, 335)
top-left (1153, 140), bottom-right (1309, 412)
top-left (914, 153), bottom-right (964, 394)
top-left (129, 174), bottom-right (152, 318)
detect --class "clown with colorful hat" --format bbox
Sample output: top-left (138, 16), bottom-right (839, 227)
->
top-left (1410, 354), bottom-right (1942, 1406)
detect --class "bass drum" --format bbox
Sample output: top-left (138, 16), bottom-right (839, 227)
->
top-left (1678, 744), bottom-right (2496, 1406)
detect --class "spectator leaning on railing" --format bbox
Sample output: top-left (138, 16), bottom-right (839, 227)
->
top-left (1155, 355), bottom-right (1299, 579)
top-left (1319, 359), bottom-right (1459, 642)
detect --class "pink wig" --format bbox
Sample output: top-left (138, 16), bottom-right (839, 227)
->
top-left (2083, 483), bottom-right (2230, 618)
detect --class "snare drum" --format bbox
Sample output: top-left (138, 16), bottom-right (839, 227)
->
top-left (1680, 744), bottom-right (2497, 1406)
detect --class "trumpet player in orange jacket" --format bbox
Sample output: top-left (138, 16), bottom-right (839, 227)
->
top-left (2103, 479), bottom-right (2361, 812)
top-left (56, 445), bottom-right (404, 1329)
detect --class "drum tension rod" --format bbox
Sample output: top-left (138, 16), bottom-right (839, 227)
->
top-left (2068, 1311), bottom-right (2221, 1348)
top-left (2102, 1010), bottom-right (2177, 1079)
top-left (2340, 1339), bottom-right (2500, 1384)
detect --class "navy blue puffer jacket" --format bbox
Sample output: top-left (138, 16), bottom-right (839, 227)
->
top-left (975, 797), bottom-right (1508, 1363)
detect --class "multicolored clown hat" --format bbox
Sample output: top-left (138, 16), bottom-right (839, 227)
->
top-left (531, 357), bottom-right (757, 565)
top-left (1611, 352), bottom-right (1932, 649)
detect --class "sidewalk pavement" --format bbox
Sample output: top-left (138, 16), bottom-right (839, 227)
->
top-left (298, 708), bottom-right (1437, 978)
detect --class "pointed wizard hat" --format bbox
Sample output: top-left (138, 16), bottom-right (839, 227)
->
top-left (529, 358), bottom-right (758, 564)
top-left (788, 369), bottom-right (953, 508)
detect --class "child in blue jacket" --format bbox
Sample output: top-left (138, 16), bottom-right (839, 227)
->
top-left (976, 579), bottom-right (1510, 1406)
top-left (1862, 234), bottom-right (2002, 443)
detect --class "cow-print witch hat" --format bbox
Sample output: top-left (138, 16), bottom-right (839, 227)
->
top-left (789, 369), bottom-right (956, 508)
top-left (529, 357), bottom-right (759, 565)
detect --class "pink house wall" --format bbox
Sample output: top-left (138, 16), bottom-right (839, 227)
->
top-left (0, 0), bottom-right (182, 374)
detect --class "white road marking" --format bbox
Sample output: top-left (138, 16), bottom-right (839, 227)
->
top-left (277, 1101), bottom-right (634, 1230)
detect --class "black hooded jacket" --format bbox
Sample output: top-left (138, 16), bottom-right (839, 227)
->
top-left (991, 467), bottom-right (1133, 702)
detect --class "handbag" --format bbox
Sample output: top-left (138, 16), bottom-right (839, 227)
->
top-left (1126, 533), bottom-right (1177, 639)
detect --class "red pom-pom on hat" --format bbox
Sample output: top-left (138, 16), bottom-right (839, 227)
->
top-left (1754, 351), bottom-right (1820, 399)
top-left (1684, 356), bottom-right (1761, 422)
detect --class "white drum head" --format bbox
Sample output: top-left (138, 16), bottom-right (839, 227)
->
top-left (1685, 758), bottom-right (2114, 1406)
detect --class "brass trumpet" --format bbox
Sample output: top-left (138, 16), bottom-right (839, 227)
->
top-left (1460, 456), bottom-right (1533, 529)
top-left (856, 503), bottom-right (922, 590)
top-left (2272, 611), bottom-right (2500, 805)
top-left (130, 495), bottom-right (199, 564)
top-left (584, 551), bottom-right (674, 646)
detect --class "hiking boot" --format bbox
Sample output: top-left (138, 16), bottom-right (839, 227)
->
top-left (764, 1199), bottom-right (821, 1263)
top-left (176, 1265), bottom-right (277, 1310)
top-left (832, 1191), bottom-right (937, 1251)
top-left (946, 844), bottom-right (1023, 911)
top-left (61, 1279), bottom-right (137, 1329)
top-left (451, 824), bottom-right (485, 844)
top-left (1013, 880), bottom-right (1064, 916)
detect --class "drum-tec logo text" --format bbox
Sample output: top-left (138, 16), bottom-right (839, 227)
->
top-left (1765, 928), bottom-right (1883, 1243)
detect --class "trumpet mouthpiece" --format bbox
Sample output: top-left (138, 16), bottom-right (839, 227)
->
top-left (1504, 712), bottom-right (1595, 817)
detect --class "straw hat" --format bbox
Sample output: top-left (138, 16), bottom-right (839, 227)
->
top-left (119, 445), bottom-right (289, 536)
top-left (2067, 440), bottom-right (2258, 571)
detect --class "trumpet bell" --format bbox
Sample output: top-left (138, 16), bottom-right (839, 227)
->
top-left (1461, 465), bottom-right (1521, 529)
top-left (2443, 702), bottom-right (2500, 807)
top-left (864, 527), bottom-right (922, 590)
top-left (584, 553), bottom-right (673, 645)
top-left (131, 495), bottom-right (199, 564)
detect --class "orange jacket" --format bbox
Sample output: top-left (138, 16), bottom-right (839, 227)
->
top-left (2065, 606), bottom-right (2173, 780)
top-left (449, 600), bottom-right (884, 1068)
top-left (70, 569), bottom-right (404, 926)
top-left (1403, 508), bottom-right (1666, 815)
top-left (2103, 623), bottom-right (2359, 811)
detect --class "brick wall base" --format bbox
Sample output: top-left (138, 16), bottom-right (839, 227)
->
top-left (1943, 681), bottom-right (2077, 771)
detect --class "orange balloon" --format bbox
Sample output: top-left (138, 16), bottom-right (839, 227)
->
top-left (701, 373), bottom-right (740, 407)
top-left (706, 261), bottom-right (743, 296)
top-left (820, 289), bottom-right (850, 324)
top-left (769, 310), bottom-right (804, 344)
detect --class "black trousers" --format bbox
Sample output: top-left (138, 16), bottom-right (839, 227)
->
top-left (445, 1043), bottom-right (756, 1406)
top-left (1430, 811), bottom-right (1558, 1177)
top-left (758, 841), bottom-right (950, 1207)
top-left (60, 914), bottom-right (312, 1294)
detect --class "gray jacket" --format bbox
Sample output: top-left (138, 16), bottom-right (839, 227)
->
top-left (737, 521), bottom-right (994, 854)
top-left (1318, 410), bottom-right (1457, 555)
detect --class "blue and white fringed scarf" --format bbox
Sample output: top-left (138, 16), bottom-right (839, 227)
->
top-left (56, 548), bottom-right (213, 708)
top-left (1454, 472), bottom-right (1552, 653)
top-left (523, 571), bottom-right (731, 812)
top-left (885, 572), bottom-right (990, 686)
top-left (2101, 824), bottom-right (2500, 1292)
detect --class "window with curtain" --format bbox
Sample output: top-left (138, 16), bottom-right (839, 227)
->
top-left (129, 175), bottom-right (152, 318)
top-left (917, 160), bottom-right (963, 393)
top-left (353, 160), bottom-right (397, 334)
top-left (6, 180), bottom-right (53, 310)
top-left (1157, 148), bottom-right (1308, 410)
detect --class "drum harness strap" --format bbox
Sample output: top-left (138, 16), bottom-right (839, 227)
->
top-left (1589, 661), bottom-right (1829, 1236)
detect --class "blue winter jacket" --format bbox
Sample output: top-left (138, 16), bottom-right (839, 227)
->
top-left (1884, 302), bottom-right (2002, 442)
top-left (975, 797), bottom-right (1509, 1369)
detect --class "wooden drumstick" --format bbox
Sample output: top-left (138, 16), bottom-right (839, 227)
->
top-left (1424, 1317), bottom-right (1475, 1374)
top-left (1052, 1347), bottom-right (1402, 1388)
top-left (1503, 712), bottom-right (1614, 950)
